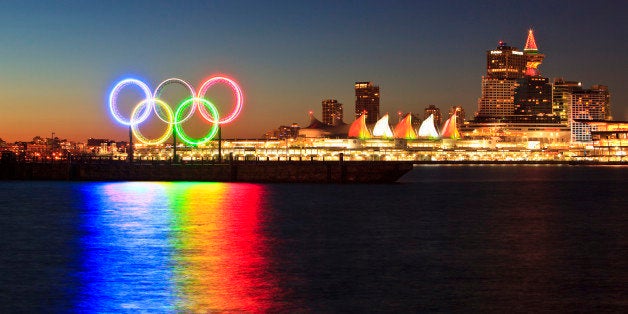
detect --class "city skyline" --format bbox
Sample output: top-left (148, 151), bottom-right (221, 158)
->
top-left (1, 0), bottom-right (626, 142)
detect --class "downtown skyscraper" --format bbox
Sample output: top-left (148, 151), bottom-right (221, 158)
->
top-left (354, 82), bottom-right (380, 125)
top-left (553, 78), bottom-right (583, 123)
top-left (321, 99), bottom-right (343, 126)
top-left (475, 30), bottom-right (554, 123)
top-left (570, 85), bottom-right (611, 142)
top-left (476, 41), bottom-right (526, 118)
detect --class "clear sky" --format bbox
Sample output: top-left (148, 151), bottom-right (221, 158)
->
top-left (1, 0), bottom-right (626, 141)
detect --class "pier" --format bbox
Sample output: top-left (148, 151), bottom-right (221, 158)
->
top-left (0, 157), bottom-right (414, 183)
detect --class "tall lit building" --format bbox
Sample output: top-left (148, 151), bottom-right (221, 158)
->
top-left (553, 78), bottom-right (583, 124)
top-left (591, 85), bottom-right (612, 120)
top-left (476, 78), bottom-right (518, 118)
top-left (476, 42), bottom-right (526, 119)
top-left (423, 105), bottom-right (442, 129)
top-left (477, 30), bottom-right (556, 123)
top-left (355, 81), bottom-right (380, 124)
top-left (514, 29), bottom-right (552, 116)
top-left (486, 41), bottom-right (527, 80)
top-left (570, 85), bottom-right (611, 142)
top-left (322, 99), bottom-right (343, 126)
top-left (466, 29), bottom-right (571, 142)
top-left (514, 76), bottom-right (552, 115)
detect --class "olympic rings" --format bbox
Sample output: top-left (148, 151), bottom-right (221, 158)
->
top-left (197, 76), bottom-right (243, 124)
top-left (109, 78), bottom-right (152, 126)
top-left (131, 98), bottom-right (174, 145)
top-left (153, 78), bottom-right (196, 124)
top-left (175, 98), bottom-right (220, 146)
top-left (108, 76), bottom-right (244, 146)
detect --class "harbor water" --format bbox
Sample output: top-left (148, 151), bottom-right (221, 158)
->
top-left (0, 165), bottom-right (626, 312)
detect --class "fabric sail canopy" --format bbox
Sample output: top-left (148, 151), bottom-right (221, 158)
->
top-left (348, 113), bottom-right (371, 139)
top-left (372, 114), bottom-right (394, 138)
top-left (418, 114), bottom-right (440, 138)
top-left (393, 114), bottom-right (417, 139)
top-left (441, 114), bottom-right (461, 139)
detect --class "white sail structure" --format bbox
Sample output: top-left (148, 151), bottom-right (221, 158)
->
top-left (418, 114), bottom-right (440, 138)
top-left (372, 114), bottom-right (394, 138)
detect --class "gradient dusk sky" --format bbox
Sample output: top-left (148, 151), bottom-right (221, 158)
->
top-left (1, 0), bottom-right (626, 141)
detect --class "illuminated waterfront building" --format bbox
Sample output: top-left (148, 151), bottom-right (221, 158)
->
top-left (423, 105), bottom-right (442, 130)
top-left (467, 30), bottom-right (569, 143)
top-left (299, 111), bottom-right (349, 138)
top-left (514, 29), bottom-right (553, 116)
top-left (570, 85), bottom-right (611, 142)
top-left (355, 81), bottom-right (380, 124)
top-left (486, 41), bottom-right (526, 80)
top-left (322, 99), bottom-right (343, 126)
top-left (476, 30), bottom-right (558, 124)
top-left (552, 78), bottom-right (583, 124)
top-left (275, 124), bottom-right (301, 140)
top-left (514, 76), bottom-right (552, 115)
top-left (476, 40), bottom-right (526, 118)
top-left (476, 78), bottom-right (518, 117)
top-left (586, 120), bottom-right (628, 159)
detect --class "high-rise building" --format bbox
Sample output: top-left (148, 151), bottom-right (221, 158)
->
top-left (570, 85), bottom-right (611, 142)
top-left (514, 76), bottom-right (552, 115)
top-left (355, 81), bottom-right (380, 124)
top-left (486, 42), bottom-right (527, 80)
top-left (553, 78), bottom-right (583, 123)
top-left (513, 29), bottom-right (552, 116)
top-left (423, 105), bottom-right (442, 129)
top-left (476, 78), bottom-right (519, 118)
top-left (476, 41), bottom-right (526, 119)
top-left (477, 30), bottom-right (556, 122)
top-left (466, 30), bottom-right (571, 140)
top-left (591, 85), bottom-right (612, 120)
top-left (321, 99), bottom-right (343, 126)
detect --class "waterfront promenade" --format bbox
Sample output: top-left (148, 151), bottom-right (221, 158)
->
top-left (1, 153), bottom-right (625, 183)
top-left (0, 157), bottom-right (414, 183)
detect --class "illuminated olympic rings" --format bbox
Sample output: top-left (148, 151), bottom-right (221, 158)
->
top-left (108, 76), bottom-right (243, 146)
top-left (130, 98), bottom-right (174, 145)
top-left (175, 98), bottom-right (219, 146)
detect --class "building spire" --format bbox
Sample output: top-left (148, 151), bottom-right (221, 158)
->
top-left (523, 28), bottom-right (544, 76)
top-left (524, 28), bottom-right (538, 51)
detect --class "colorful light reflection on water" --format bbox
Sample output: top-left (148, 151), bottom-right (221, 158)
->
top-left (76, 182), bottom-right (276, 312)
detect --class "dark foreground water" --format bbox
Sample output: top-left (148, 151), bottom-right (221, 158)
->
top-left (0, 165), bottom-right (626, 312)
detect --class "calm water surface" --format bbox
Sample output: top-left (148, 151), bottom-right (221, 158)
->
top-left (0, 165), bottom-right (626, 312)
